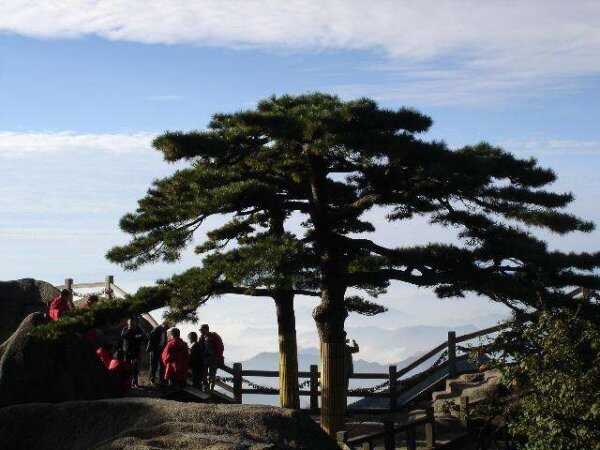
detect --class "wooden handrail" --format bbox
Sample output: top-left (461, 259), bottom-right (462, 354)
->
top-left (343, 411), bottom-right (435, 449)
top-left (456, 323), bottom-right (508, 343)
top-left (396, 342), bottom-right (448, 379)
top-left (57, 281), bottom-right (107, 289)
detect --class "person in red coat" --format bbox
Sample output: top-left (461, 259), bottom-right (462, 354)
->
top-left (108, 349), bottom-right (133, 396)
top-left (161, 327), bottom-right (189, 387)
top-left (47, 289), bottom-right (74, 321)
top-left (96, 344), bottom-right (113, 369)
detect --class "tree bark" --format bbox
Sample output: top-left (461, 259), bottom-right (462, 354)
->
top-left (274, 293), bottom-right (300, 409)
top-left (313, 286), bottom-right (348, 437)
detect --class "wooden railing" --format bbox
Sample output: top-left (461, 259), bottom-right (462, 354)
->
top-left (211, 323), bottom-right (508, 411)
top-left (56, 275), bottom-right (158, 327)
top-left (337, 408), bottom-right (436, 450)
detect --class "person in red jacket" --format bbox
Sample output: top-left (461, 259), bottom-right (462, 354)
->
top-left (96, 343), bottom-right (113, 369)
top-left (108, 349), bottom-right (133, 396)
top-left (47, 289), bottom-right (74, 321)
top-left (161, 327), bottom-right (189, 387)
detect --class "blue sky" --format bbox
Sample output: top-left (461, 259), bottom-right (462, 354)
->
top-left (2, 1), bottom-right (600, 361)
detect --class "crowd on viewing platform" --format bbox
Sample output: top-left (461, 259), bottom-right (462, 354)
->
top-left (47, 289), bottom-right (225, 396)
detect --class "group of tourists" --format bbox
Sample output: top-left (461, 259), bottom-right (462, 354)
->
top-left (147, 322), bottom-right (225, 391)
top-left (47, 289), bottom-right (225, 396)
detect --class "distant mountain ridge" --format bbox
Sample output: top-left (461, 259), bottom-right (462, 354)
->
top-left (240, 323), bottom-right (478, 372)
top-left (235, 323), bottom-right (482, 406)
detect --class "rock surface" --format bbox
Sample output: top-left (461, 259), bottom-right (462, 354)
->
top-left (0, 278), bottom-right (59, 343)
top-left (0, 398), bottom-right (338, 450)
top-left (0, 313), bottom-right (118, 407)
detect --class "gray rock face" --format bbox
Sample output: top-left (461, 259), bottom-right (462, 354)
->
top-left (0, 313), bottom-right (118, 407)
top-left (0, 398), bottom-right (338, 450)
top-left (0, 278), bottom-right (59, 343)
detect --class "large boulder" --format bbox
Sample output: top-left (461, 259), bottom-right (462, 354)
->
top-left (0, 278), bottom-right (59, 343)
top-left (0, 398), bottom-right (338, 450)
top-left (0, 313), bottom-right (118, 407)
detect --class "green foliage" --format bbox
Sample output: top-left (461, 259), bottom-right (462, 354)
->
top-left (104, 92), bottom-right (600, 322)
top-left (33, 286), bottom-right (171, 340)
top-left (494, 309), bottom-right (600, 450)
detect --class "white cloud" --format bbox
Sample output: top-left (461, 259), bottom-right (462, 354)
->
top-left (0, 131), bottom-right (156, 156)
top-left (500, 139), bottom-right (600, 156)
top-left (1, 1), bottom-right (599, 103)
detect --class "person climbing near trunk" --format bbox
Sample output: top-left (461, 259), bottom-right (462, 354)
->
top-left (47, 289), bottom-right (74, 321)
top-left (199, 324), bottom-right (224, 392)
top-left (108, 349), bottom-right (133, 396)
top-left (120, 317), bottom-right (146, 388)
top-left (344, 334), bottom-right (359, 391)
top-left (188, 331), bottom-right (206, 389)
top-left (161, 327), bottom-right (189, 387)
top-left (147, 320), bottom-right (169, 384)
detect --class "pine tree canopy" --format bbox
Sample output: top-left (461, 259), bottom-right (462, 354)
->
top-left (102, 93), bottom-right (600, 327)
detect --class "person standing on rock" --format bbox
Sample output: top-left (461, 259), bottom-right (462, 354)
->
top-left (199, 324), bottom-right (224, 392)
top-left (161, 327), bottom-right (189, 387)
top-left (344, 334), bottom-right (359, 391)
top-left (147, 321), bottom-right (169, 384)
top-left (47, 289), bottom-right (74, 321)
top-left (188, 331), bottom-right (206, 389)
top-left (120, 317), bottom-right (146, 388)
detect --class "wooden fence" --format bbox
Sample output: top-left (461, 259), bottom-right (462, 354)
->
top-left (337, 408), bottom-right (436, 450)
top-left (211, 323), bottom-right (507, 412)
top-left (56, 275), bottom-right (158, 327)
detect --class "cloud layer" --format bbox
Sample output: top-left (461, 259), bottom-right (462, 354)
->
top-left (1, 1), bottom-right (600, 103)
top-left (0, 131), bottom-right (155, 156)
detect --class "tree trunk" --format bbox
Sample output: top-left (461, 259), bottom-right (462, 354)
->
top-left (313, 287), bottom-right (348, 437)
top-left (275, 293), bottom-right (300, 409)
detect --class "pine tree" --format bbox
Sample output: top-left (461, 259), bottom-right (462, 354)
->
top-left (105, 130), bottom-right (387, 409)
top-left (39, 93), bottom-right (600, 436)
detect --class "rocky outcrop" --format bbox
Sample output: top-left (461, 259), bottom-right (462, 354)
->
top-left (0, 313), bottom-right (118, 407)
top-left (0, 278), bottom-right (59, 343)
top-left (0, 398), bottom-right (339, 450)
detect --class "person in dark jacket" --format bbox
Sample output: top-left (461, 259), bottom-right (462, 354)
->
top-left (121, 317), bottom-right (146, 388)
top-left (199, 324), bottom-right (224, 392)
top-left (147, 321), bottom-right (169, 384)
top-left (188, 332), bottom-right (206, 389)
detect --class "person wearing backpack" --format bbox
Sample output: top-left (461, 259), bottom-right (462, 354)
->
top-left (199, 324), bottom-right (224, 392)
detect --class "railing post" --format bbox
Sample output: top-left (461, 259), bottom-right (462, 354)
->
top-left (233, 362), bottom-right (243, 404)
top-left (424, 406), bottom-right (436, 450)
top-left (309, 364), bottom-right (319, 410)
top-left (388, 365), bottom-right (397, 411)
top-left (336, 430), bottom-right (347, 447)
top-left (448, 331), bottom-right (457, 377)
top-left (105, 275), bottom-right (114, 299)
top-left (64, 278), bottom-right (73, 292)
top-left (406, 425), bottom-right (417, 450)
top-left (460, 396), bottom-right (470, 427)
top-left (383, 420), bottom-right (395, 450)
